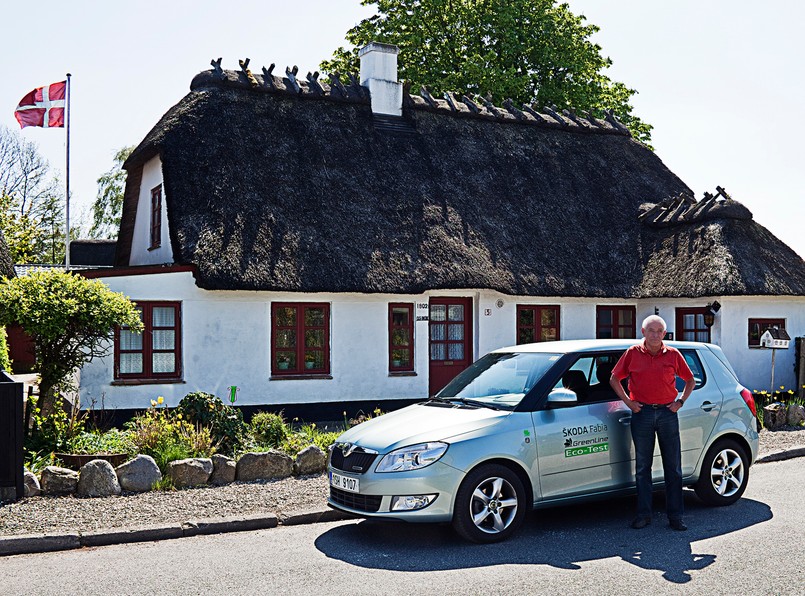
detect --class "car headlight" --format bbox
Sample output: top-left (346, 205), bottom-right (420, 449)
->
top-left (375, 442), bottom-right (448, 473)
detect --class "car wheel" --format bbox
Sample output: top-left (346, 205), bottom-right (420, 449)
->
top-left (694, 439), bottom-right (749, 506)
top-left (452, 464), bottom-right (526, 543)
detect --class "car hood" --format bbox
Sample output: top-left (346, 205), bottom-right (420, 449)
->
top-left (335, 402), bottom-right (510, 452)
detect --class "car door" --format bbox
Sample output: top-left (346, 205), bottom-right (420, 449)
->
top-left (676, 348), bottom-right (721, 476)
top-left (532, 352), bottom-right (635, 500)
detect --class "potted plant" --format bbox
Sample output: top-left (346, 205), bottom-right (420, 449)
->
top-left (277, 354), bottom-right (291, 370)
top-left (304, 353), bottom-right (316, 369)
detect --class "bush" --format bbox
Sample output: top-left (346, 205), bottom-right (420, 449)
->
top-left (250, 411), bottom-right (289, 448)
top-left (67, 428), bottom-right (136, 455)
top-left (177, 391), bottom-right (245, 455)
top-left (0, 326), bottom-right (10, 372)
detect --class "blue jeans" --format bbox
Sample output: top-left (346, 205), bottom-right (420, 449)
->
top-left (631, 406), bottom-right (683, 520)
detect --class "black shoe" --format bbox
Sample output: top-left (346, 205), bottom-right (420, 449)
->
top-left (669, 519), bottom-right (688, 531)
top-left (631, 516), bottom-right (651, 529)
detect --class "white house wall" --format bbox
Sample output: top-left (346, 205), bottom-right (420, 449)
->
top-left (79, 272), bottom-right (805, 411)
top-left (129, 156), bottom-right (173, 266)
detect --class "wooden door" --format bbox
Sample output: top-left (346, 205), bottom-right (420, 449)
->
top-left (428, 297), bottom-right (473, 396)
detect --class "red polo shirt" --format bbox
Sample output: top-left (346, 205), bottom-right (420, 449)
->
top-left (612, 341), bottom-right (694, 404)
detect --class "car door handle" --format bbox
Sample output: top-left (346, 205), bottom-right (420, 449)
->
top-left (700, 401), bottom-right (716, 412)
top-left (618, 416), bottom-right (632, 425)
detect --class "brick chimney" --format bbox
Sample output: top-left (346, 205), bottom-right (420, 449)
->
top-left (359, 42), bottom-right (402, 117)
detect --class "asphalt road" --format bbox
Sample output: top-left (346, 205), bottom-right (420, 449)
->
top-left (1, 458), bottom-right (802, 596)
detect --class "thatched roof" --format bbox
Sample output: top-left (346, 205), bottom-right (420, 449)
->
top-left (118, 66), bottom-right (805, 298)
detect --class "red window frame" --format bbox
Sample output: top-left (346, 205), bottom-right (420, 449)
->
top-left (150, 185), bottom-right (162, 250)
top-left (271, 303), bottom-right (330, 376)
top-left (516, 305), bottom-right (560, 344)
top-left (676, 307), bottom-right (711, 343)
top-left (114, 301), bottom-right (182, 381)
top-left (389, 303), bottom-right (414, 372)
top-left (748, 318), bottom-right (785, 347)
top-left (596, 306), bottom-right (636, 339)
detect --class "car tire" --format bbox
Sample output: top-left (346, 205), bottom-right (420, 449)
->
top-left (694, 439), bottom-right (749, 506)
top-left (452, 464), bottom-right (526, 543)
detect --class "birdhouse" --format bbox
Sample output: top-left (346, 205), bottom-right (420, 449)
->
top-left (760, 327), bottom-right (791, 349)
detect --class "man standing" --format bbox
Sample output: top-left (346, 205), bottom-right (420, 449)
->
top-left (610, 315), bottom-right (695, 531)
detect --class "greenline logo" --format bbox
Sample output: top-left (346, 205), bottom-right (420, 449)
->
top-left (565, 442), bottom-right (609, 457)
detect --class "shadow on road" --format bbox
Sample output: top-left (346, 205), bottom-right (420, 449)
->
top-left (315, 492), bottom-right (772, 583)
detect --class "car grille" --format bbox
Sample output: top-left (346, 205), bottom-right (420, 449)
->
top-left (329, 449), bottom-right (378, 474)
top-left (330, 487), bottom-right (382, 513)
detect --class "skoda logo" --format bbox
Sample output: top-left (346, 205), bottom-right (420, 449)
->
top-left (338, 443), bottom-right (358, 458)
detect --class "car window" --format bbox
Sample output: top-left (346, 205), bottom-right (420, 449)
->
top-left (549, 352), bottom-right (624, 406)
top-left (677, 349), bottom-right (706, 391)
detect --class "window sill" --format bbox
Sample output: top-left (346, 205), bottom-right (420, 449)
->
top-left (389, 371), bottom-right (417, 377)
top-left (270, 374), bottom-right (333, 381)
top-left (112, 378), bottom-right (185, 386)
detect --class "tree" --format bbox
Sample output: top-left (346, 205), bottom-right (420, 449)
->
top-left (321, 0), bottom-right (652, 144)
top-left (0, 269), bottom-right (143, 416)
top-left (0, 125), bottom-right (65, 263)
top-left (89, 146), bottom-right (134, 239)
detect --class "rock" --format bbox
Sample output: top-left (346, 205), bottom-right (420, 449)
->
top-left (23, 470), bottom-right (41, 497)
top-left (40, 466), bottom-right (79, 496)
top-left (236, 451), bottom-right (293, 481)
top-left (763, 403), bottom-right (788, 430)
top-left (77, 460), bottom-right (122, 497)
top-left (787, 404), bottom-right (805, 427)
top-left (209, 454), bottom-right (236, 485)
top-left (116, 455), bottom-right (162, 492)
top-left (168, 458), bottom-right (213, 488)
top-left (294, 445), bottom-right (327, 476)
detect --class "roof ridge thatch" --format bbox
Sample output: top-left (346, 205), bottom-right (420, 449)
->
top-left (189, 60), bottom-right (631, 138)
top-left (638, 186), bottom-right (753, 228)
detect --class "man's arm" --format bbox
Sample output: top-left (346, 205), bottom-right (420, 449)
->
top-left (610, 374), bottom-right (641, 413)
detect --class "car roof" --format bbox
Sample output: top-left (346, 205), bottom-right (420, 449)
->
top-left (492, 339), bottom-right (712, 354)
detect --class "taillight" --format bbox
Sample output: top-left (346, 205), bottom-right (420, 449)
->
top-left (740, 388), bottom-right (758, 417)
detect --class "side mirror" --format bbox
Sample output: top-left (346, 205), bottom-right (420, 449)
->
top-left (547, 388), bottom-right (578, 407)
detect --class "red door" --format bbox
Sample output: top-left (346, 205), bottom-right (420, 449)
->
top-left (428, 297), bottom-right (473, 396)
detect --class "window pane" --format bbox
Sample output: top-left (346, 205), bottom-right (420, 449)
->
top-left (276, 307), bottom-right (296, 327)
top-left (392, 349), bottom-right (410, 367)
top-left (391, 328), bottom-right (410, 346)
top-left (430, 305), bottom-right (446, 321)
top-left (431, 324), bottom-right (446, 341)
top-left (695, 314), bottom-right (705, 328)
top-left (276, 351), bottom-right (296, 369)
top-left (305, 329), bottom-right (325, 348)
top-left (120, 353), bottom-right (143, 374)
top-left (392, 307), bottom-right (410, 326)
top-left (448, 323), bottom-right (463, 340)
top-left (599, 310), bottom-right (612, 326)
top-left (518, 328), bottom-right (535, 344)
top-left (541, 327), bottom-right (557, 341)
top-left (683, 331), bottom-right (695, 341)
top-left (684, 314), bottom-right (695, 329)
top-left (152, 330), bottom-right (175, 350)
top-left (275, 329), bottom-right (296, 348)
top-left (430, 344), bottom-right (445, 360)
top-left (120, 329), bottom-right (142, 350)
top-left (448, 305), bottom-right (464, 321)
top-left (152, 307), bottom-right (175, 327)
top-left (448, 343), bottom-right (464, 360)
top-left (304, 351), bottom-right (324, 369)
top-left (696, 331), bottom-right (709, 342)
top-left (518, 309), bottom-right (534, 326)
top-left (152, 352), bottom-right (175, 373)
top-left (305, 307), bottom-right (325, 327)
top-left (618, 309), bottom-right (633, 325)
top-left (541, 309), bottom-right (556, 326)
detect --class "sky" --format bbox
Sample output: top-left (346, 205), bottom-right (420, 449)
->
top-left (1, 0), bottom-right (803, 258)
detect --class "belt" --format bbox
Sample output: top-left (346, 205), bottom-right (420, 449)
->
top-left (637, 402), bottom-right (673, 409)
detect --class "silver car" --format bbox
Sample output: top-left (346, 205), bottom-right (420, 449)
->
top-left (327, 340), bottom-right (760, 542)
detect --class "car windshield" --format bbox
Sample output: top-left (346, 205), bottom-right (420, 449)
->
top-left (437, 352), bottom-right (562, 409)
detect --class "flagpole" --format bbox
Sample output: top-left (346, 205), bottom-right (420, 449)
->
top-left (65, 73), bottom-right (71, 270)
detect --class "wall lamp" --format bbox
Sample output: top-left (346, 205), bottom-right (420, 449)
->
top-left (703, 301), bottom-right (721, 328)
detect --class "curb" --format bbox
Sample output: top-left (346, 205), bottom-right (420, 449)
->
top-left (0, 509), bottom-right (352, 557)
top-left (755, 446), bottom-right (805, 464)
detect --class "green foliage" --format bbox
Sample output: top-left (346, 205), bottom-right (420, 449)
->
top-left (753, 386), bottom-right (805, 428)
top-left (250, 411), bottom-right (289, 447)
top-left (177, 391), bottom-right (245, 455)
top-left (24, 394), bottom-right (86, 455)
top-left (0, 269), bottom-right (142, 415)
top-left (66, 428), bottom-right (137, 455)
top-left (321, 0), bottom-right (652, 145)
top-left (89, 146), bottom-right (134, 239)
top-left (0, 326), bottom-right (10, 371)
top-left (24, 450), bottom-right (56, 475)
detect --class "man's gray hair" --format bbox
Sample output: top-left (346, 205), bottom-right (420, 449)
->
top-left (641, 314), bottom-right (667, 331)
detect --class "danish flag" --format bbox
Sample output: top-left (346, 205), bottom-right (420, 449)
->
top-left (14, 81), bottom-right (66, 129)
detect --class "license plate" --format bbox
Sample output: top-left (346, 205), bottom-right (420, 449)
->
top-left (330, 471), bottom-right (360, 493)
